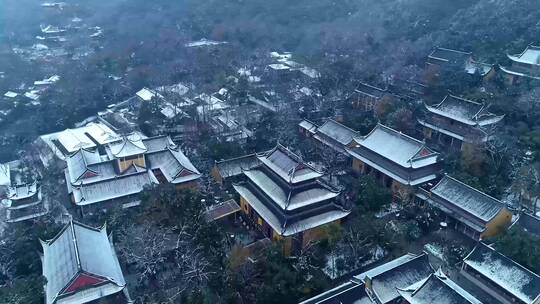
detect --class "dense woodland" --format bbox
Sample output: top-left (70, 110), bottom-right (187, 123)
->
top-left (2, 0), bottom-right (540, 303)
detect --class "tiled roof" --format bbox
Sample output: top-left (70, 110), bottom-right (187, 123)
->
top-left (233, 183), bottom-right (349, 236)
top-left (41, 221), bottom-right (126, 304)
top-left (428, 47), bottom-right (471, 64)
top-left (72, 171), bottom-right (158, 206)
top-left (316, 119), bottom-right (359, 146)
top-left (215, 154), bottom-right (261, 179)
top-left (508, 45), bottom-right (540, 66)
top-left (464, 243), bottom-right (540, 304)
top-left (349, 123), bottom-right (439, 169)
top-left (203, 199), bottom-right (241, 222)
top-left (8, 182), bottom-right (39, 200)
top-left (108, 135), bottom-right (147, 158)
top-left (357, 253), bottom-right (433, 304)
top-left (299, 281), bottom-right (371, 304)
top-left (66, 148), bottom-right (103, 183)
top-left (147, 147), bottom-right (201, 184)
top-left (243, 168), bottom-right (339, 211)
top-left (430, 175), bottom-right (505, 223)
top-left (257, 144), bottom-right (322, 184)
top-left (398, 269), bottom-right (482, 304)
top-left (425, 95), bottom-right (504, 126)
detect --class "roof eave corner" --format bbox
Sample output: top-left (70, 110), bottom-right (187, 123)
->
top-left (39, 238), bottom-right (49, 251)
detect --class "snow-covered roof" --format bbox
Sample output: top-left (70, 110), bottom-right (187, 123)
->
top-left (136, 87), bottom-right (162, 101)
top-left (41, 122), bottom-right (120, 157)
top-left (430, 175), bottom-right (506, 223)
top-left (356, 253), bottom-right (433, 304)
top-left (298, 119), bottom-right (317, 133)
top-left (350, 123), bottom-right (439, 168)
top-left (508, 45), bottom-right (540, 66)
top-left (233, 183), bottom-right (349, 236)
top-left (268, 63), bottom-right (291, 70)
top-left (4, 91), bottom-right (18, 98)
top-left (185, 38), bottom-right (227, 47)
top-left (8, 182), bottom-right (39, 200)
top-left (24, 90), bottom-right (40, 100)
top-left (465, 59), bottom-right (494, 76)
top-left (299, 281), bottom-right (371, 304)
top-left (196, 93), bottom-right (230, 116)
top-left (146, 147), bottom-right (201, 184)
top-left (66, 148), bottom-right (103, 183)
top-left (72, 171), bottom-right (157, 206)
top-left (425, 95), bottom-right (504, 126)
top-left (499, 65), bottom-right (540, 80)
top-left (316, 119), bottom-right (359, 146)
top-left (156, 83), bottom-right (189, 96)
top-left (428, 47), bottom-right (471, 63)
top-left (34, 75), bottom-right (60, 86)
top-left (463, 243), bottom-right (540, 304)
top-left (398, 269), bottom-right (482, 304)
top-left (215, 154), bottom-right (261, 179)
top-left (299, 66), bottom-right (320, 78)
top-left (243, 168), bottom-right (339, 211)
top-left (257, 144), bottom-right (323, 184)
top-left (203, 199), bottom-right (241, 222)
top-left (142, 135), bottom-right (175, 153)
top-left (270, 51), bottom-right (292, 60)
top-left (41, 221), bottom-right (126, 304)
top-left (40, 24), bottom-right (66, 34)
top-left (108, 135), bottom-right (147, 158)
top-left (64, 134), bottom-right (199, 203)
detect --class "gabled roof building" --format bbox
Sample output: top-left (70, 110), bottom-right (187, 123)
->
top-left (211, 153), bottom-right (261, 186)
top-left (397, 269), bottom-right (482, 304)
top-left (419, 94), bottom-right (504, 150)
top-left (500, 44), bottom-right (540, 84)
top-left (299, 119), bottom-right (360, 154)
top-left (461, 243), bottom-right (540, 304)
top-left (299, 281), bottom-right (371, 304)
top-left (64, 135), bottom-right (200, 211)
top-left (357, 253), bottom-right (433, 304)
top-left (40, 221), bottom-right (132, 304)
top-left (351, 82), bottom-right (391, 112)
top-left (301, 253), bottom-right (443, 304)
top-left (427, 47), bottom-right (495, 79)
top-left (347, 124), bottom-right (442, 193)
top-left (230, 144), bottom-right (350, 255)
top-left (417, 175), bottom-right (512, 240)
top-left (5, 181), bottom-right (48, 222)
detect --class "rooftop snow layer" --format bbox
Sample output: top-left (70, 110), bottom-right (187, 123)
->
top-left (464, 243), bottom-right (540, 304)
top-left (430, 175), bottom-right (505, 222)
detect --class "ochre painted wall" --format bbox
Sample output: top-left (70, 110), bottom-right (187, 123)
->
top-left (240, 196), bottom-right (250, 215)
top-left (118, 155), bottom-right (146, 172)
top-left (211, 166), bottom-right (223, 185)
top-left (481, 208), bottom-right (512, 239)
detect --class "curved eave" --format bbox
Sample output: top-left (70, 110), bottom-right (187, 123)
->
top-left (507, 53), bottom-right (540, 67)
top-left (424, 104), bottom-right (477, 126)
top-left (347, 149), bottom-right (438, 186)
top-left (499, 65), bottom-right (540, 80)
